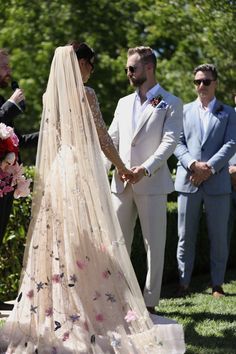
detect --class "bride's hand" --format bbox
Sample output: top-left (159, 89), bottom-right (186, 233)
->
top-left (117, 165), bottom-right (134, 183)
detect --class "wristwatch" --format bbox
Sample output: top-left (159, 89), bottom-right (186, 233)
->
top-left (144, 168), bottom-right (151, 177)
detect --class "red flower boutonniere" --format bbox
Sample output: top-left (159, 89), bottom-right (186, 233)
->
top-left (150, 95), bottom-right (163, 107)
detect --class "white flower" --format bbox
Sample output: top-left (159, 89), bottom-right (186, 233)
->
top-left (4, 152), bottom-right (16, 165)
top-left (0, 123), bottom-right (13, 139)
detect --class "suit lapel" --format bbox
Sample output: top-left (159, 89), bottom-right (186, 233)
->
top-left (124, 93), bottom-right (136, 139)
top-left (201, 100), bottom-right (220, 146)
top-left (132, 85), bottom-right (164, 140)
top-left (191, 102), bottom-right (202, 144)
top-left (132, 103), bottom-right (154, 139)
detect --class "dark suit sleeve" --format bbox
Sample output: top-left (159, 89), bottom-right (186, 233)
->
top-left (19, 132), bottom-right (39, 148)
top-left (0, 100), bottom-right (22, 125)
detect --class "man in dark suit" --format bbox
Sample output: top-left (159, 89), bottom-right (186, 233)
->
top-left (0, 48), bottom-right (38, 311)
top-left (174, 64), bottom-right (236, 298)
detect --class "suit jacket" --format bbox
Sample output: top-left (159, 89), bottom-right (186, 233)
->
top-left (174, 99), bottom-right (236, 194)
top-left (0, 95), bottom-right (22, 125)
top-left (108, 85), bottom-right (183, 195)
top-left (0, 95), bottom-right (38, 150)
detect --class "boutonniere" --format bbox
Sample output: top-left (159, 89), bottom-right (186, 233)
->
top-left (215, 105), bottom-right (228, 119)
top-left (150, 94), bottom-right (167, 108)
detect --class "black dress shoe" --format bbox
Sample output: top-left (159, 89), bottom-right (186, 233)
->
top-left (0, 300), bottom-right (14, 310)
top-left (175, 285), bottom-right (190, 298)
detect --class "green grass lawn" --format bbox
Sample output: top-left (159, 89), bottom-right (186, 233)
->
top-left (1, 269), bottom-right (235, 353)
top-left (159, 268), bottom-right (236, 354)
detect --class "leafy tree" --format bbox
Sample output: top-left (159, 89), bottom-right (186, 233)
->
top-left (0, 0), bottom-right (235, 165)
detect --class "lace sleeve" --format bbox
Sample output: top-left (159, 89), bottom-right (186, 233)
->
top-left (85, 87), bottom-right (125, 170)
top-left (85, 87), bottom-right (113, 151)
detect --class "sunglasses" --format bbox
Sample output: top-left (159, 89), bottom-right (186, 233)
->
top-left (193, 79), bottom-right (215, 86)
top-left (124, 65), bottom-right (137, 74)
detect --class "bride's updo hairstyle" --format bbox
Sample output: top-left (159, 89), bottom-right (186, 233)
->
top-left (69, 40), bottom-right (95, 69)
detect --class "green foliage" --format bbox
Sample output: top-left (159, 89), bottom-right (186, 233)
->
top-left (0, 0), bottom-right (235, 162)
top-left (0, 166), bottom-right (34, 300)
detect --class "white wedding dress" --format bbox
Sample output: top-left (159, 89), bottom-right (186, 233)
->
top-left (0, 46), bottom-right (185, 353)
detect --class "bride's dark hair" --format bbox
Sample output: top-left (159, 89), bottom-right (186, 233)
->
top-left (68, 40), bottom-right (95, 62)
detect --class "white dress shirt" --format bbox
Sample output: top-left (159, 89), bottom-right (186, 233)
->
top-left (188, 97), bottom-right (216, 173)
top-left (132, 83), bottom-right (160, 133)
top-left (132, 84), bottom-right (160, 176)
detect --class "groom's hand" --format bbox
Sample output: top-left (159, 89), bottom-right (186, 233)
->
top-left (129, 166), bottom-right (146, 184)
top-left (117, 166), bottom-right (134, 183)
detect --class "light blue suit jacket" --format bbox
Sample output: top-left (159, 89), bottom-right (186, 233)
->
top-left (174, 99), bottom-right (236, 195)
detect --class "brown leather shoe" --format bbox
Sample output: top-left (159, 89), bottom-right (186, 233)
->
top-left (147, 306), bottom-right (158, 315)
top-left (212, 285), bottom-right (225, 298)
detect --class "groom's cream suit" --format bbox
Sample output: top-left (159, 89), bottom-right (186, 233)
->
top-left (108, 84), bottom-right (183, 306)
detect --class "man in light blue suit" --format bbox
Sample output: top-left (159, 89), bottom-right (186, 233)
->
top-left (174, 64), bottom-right (236, 298)
top-left (228, 95), bottom-right (236, 245)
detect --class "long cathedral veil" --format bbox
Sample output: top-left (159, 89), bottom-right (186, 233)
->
top-left (0, 46), bottom-right (184, 353)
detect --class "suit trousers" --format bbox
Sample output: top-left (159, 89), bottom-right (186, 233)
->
top-left (0, 192), bottom-right (14, 245)
top-left (111, 184), bottom-right (167, 306)
top-left (177, 188), bottom-right (230, 287)
top-left (228, 191), bottom-right (236, 249)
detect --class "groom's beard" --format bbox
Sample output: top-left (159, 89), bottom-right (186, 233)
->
top-left (129, 74), bottom-right (147, 87)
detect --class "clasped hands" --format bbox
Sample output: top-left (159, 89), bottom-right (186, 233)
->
top-left (118, 165), bottom-right (146, 184)
top-left (229, 165), bottom-right (236, 191)
top-left (189, 161), bottom-right (212, 187)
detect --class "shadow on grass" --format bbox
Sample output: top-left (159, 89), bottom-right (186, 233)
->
top-left (159, 268), bottom-right (236, 354)
top-left (161, 268), bottom-right (236, 299)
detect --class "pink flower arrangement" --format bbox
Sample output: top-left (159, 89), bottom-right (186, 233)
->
top-left (0, 123), bottom-right (31, 198)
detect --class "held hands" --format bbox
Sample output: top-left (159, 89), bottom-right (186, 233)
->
top-left (229, 165), bottom-right (236, 191)
top-left (189, 161), bottom-right (212, 187)
top-left (118, 165), bottom-right (146, 184)
top-left (9, 88), bottom-right (25, 105)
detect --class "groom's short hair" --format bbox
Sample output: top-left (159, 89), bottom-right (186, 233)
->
top-left (128, 46), bottom-right (157, 70)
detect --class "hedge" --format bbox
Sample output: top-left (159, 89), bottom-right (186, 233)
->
top-left (0, 167), bottom-right (236, 300)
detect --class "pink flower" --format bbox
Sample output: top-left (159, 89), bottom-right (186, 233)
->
top-left (100, 243), bottom-right (106, 252)
top-left (45, 307), bottom-right (53, 317)
top-left (76, 259), bottom-right (86, 270)
top-left (14, 175), bottom-right (31, 198)
top-left (93, 291), bottom-right (101, 300)
top-left (10, 132), bottom-right (19, 147)
top-left (124, 310), bottom-right (138, 323)
top-left (102, 269), bottom-right (111, 279)
top-left (62, 331), bottom-right (70, 341)
top-left (27, 289), bottom-right (34, 299)
top-left (0, 124), bottom-right (30, 199)
top-left (95, 313), bottom-right (104, 322)
top-left (52, 274), bottom-right (61, 283)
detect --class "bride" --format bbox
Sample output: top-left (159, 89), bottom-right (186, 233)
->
top-left (0, 43), bottom-right (185, 353)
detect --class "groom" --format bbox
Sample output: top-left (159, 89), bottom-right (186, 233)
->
top-left (107, 46), bottom-right (183, 313)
